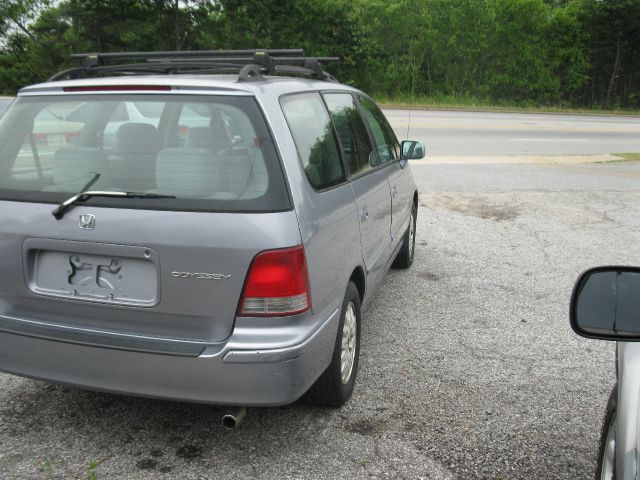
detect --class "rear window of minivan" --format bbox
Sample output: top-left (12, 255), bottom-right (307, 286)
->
top-left (0, 94), bottom-right (290, 212)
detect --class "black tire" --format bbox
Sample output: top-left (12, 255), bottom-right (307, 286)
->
top-left (595, 384), bottom-right (618, 480)
top-left (393, 203), bottom-right (417, 269)
top-left (307, 282), bottom-right (361, 407)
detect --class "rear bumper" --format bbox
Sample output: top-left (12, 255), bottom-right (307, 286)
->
top-left (0, 307), bottom-right (340, 406)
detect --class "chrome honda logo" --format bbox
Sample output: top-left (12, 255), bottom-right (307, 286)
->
top-left (79, 214), bottom-right (96, 230)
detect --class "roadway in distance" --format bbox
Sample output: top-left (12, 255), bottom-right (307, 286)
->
top-left (384, 109), bottom-right (640, 156)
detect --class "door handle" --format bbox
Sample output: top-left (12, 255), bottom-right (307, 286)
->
top-left (360, 208), bottom-right (369, 223)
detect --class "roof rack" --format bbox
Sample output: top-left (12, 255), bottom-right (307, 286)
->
top-left (48, 49), bottom-right (339, 83)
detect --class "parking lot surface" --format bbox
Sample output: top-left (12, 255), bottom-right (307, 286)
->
top-left (1, 159), bottom-right (639, 479)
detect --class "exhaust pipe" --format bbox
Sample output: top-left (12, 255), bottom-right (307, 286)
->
top-left (221, 407), bottom-right (247, 429)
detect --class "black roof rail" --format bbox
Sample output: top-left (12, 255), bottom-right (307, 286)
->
top-left (48, 49), bottom-right (339, 83)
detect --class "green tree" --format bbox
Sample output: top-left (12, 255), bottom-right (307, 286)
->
top-left (579, 0), bottom-right (640, 108)
top-left (485, 0), bottom-right (558, 104)
top-left (206, 0), bottom-right (363, 84)
top-left (0, 0), bottom-right (638, 108)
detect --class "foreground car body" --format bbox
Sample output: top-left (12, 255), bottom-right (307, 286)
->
top-left (570, 266), bottom-right (640, 479)
top-left (0, 50), bottom-right (421, 407)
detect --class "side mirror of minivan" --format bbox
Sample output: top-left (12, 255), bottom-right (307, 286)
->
top-left (570, 266), bottom-right (640, 340)
top-left (400, 140), bottom-right (425, 160)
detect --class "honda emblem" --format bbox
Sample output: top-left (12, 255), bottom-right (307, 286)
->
top-left (79, 214), bottom-right (96, 230)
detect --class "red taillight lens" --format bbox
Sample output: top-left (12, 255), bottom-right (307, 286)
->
top-left (238, 245), bottom-right (311, 317)
top-left (64, 131), bottom-right (80, 143)
top-left (31, 133), bottom-right (48, 145)
top-left (63, 85), bottom-right (172, 92)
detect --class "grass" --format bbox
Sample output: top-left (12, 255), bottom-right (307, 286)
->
top-left (612, 152), bottom-right (640, 161)
top-left (376, 94), bottom-right (640, 116)
top-left (40, 459), bottom-right (54, 478)
top-left (86, 458), bottom-right (107, 480)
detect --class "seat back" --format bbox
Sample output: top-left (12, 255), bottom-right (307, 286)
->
top-left (156, 147), bottom-right (221, 198)
top-left (186, 111), bottom-right (232, 153)
top-left (112, 122), bottom-right (159, 190)
top-left (50, 146), bottom-right (108, 191)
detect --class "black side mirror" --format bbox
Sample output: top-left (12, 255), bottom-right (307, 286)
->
top-left (570, 266), bottom-right (640, 340)
top-left (400, 140), bottom-right (425, 160)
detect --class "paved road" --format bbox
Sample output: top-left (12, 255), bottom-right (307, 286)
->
top-left (384, 109), bottom-right (640, 156)
top-left (1, 160), bottom-right (638, 479)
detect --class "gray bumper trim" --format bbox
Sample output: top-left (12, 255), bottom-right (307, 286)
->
top-left (0, 314), bottom-right (210, 357)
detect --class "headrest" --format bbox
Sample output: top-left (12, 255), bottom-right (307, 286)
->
top-left (116, 123), bottom-right (159, 156)
top-left (185, 112), bottom-right (231, 152)
top-left (156, 147), bottom-right (221, 198)
top-left (187, 127), bottom-right (214, 151)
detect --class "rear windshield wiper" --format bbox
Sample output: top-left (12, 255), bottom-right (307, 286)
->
top-left (52, 191), bottom-right (176, 219)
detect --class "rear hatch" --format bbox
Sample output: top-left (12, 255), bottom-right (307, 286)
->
top-left (0, 88), bottom-right (298, 348)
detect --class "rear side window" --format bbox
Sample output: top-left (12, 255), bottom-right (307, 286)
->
top-left (322, 93), bottom-right (374, 177)
top-left (280, 93), bottom-right (345, 190)
top-left (357, 95), bottom-right (400, 165)
top-left (0, 94), bottom-right (290, 212)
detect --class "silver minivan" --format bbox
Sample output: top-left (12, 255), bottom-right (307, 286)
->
top-left (0, 50), bottom-right (423, 409)
top-left (0, 96), bottom-right (13, 117)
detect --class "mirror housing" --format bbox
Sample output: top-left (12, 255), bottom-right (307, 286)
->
top-left (570, 266), bottom-right (640, 340)
top-left (400, 140), bottom-right (425, 160)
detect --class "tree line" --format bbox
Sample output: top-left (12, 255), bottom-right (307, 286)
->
top-left (0, 0), bottom-right (638, 109)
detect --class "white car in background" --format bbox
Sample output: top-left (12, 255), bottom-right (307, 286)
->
top-left (65, 100), bottom-right (163, 149)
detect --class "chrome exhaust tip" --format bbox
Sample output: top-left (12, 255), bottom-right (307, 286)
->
top-left (221, 407), bottom-right (247, 429)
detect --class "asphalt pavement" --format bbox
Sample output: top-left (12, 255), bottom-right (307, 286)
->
top-left (1, 111), bottom-right (639, 479)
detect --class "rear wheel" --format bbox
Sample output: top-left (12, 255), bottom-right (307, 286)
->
top-left (596, 384), bottom-right (618, 480)
top-left (393, 203), bottom-right (416, 269)
top-left (307, 282), bottom-right (361, 407)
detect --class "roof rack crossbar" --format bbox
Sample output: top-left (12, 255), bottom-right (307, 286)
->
top-left (142, 56), bottom-right (338, 65)
top-left (275, 65), bottom-right (338, 82)
top-left (53, 62), bottom-right (257, 78)
top-left (52, 49), bottom-right (339, 83)
top-left (70, 49), bottom-right (305, 61)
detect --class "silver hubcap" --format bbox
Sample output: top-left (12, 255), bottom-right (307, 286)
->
top-left (340, 302), bottom-right (357, 384)
top-left (600, 412), bottom-right (616, 480)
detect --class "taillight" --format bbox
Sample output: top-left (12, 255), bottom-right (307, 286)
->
top-left (31, 133), bottom-right (48, 145)
top-left (238, 245), bottom-right (311, 317)
top-left (64, 131), bottom-right (80, 143)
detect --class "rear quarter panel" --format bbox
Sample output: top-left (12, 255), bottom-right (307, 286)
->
top-left (255, 91), bottom-right (364, 320)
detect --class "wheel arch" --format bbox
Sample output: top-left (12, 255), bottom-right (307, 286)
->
top-left (349, 266), bottom-right (366, 305)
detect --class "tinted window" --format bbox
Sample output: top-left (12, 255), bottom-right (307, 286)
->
top-left (323, 93), bottom-right (374, 177)
top-left (357, 96), bottom-right (400, 165)
top-left (281, 93), bottom-right (345, 189)
top-left (0, 95), bottom-right (290, 212)
top-left (135, 101), bottom-right (164, 119)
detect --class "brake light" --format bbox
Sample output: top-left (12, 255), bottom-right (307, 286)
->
top-left (64, 131), bottom-right (80, 143)
top-left (63, 85), bottom-right (172, 92)
top-left (31, 133), bottom-right (48, 145)
top-left (238, 245), bottom-right (311, 317)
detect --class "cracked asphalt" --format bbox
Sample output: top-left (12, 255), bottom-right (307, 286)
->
top-left (1, 159), bottom-right (639, 479)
